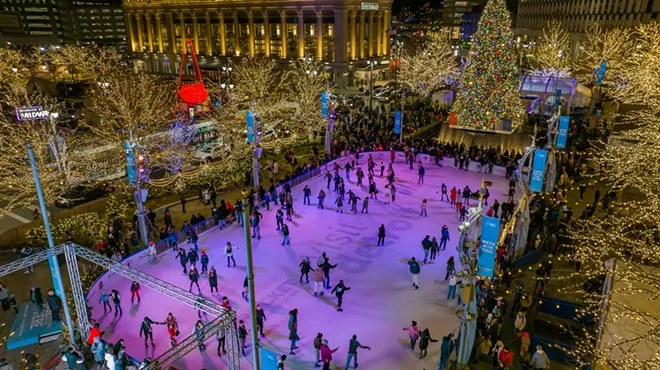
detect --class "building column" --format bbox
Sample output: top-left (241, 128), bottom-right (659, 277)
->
top-left (136, 13), bottom-right (144, 51)
top-left (247, 11), bottom-right (255, 55)
top-left (297, 10), bottom-right (304, 58)
top-left (359, 11), bottom-right (365, 59)
top-left (316, 10), bottom-right (323, 60)
top-left (334, 8), bottom-right (348, 87)
top-left (204, 12), bottom-right (212, 55)
top-left (263, 10), bottom-right (271, 57)
top-left (145, 13), bottom-right (154, 52)
top-left (167, 13), bottom-right (175, 53)
top-left (156, 13), bottom-right (164, 52)
top-left (192, 12), bottom-right (200, 53)
top-left (368, 11), bottom-right (374, 57)
top-left (233, 11), bottom-right (241, 56)
top-left (382, 9), bottom-right (390, 57)
top-left (375, 11), bottom-right (382, 55)
top-left (218, 11), bottom-right (226, 55)
top-left (350, 10), bottom-right (356, 60)
top-left (179, 12), bottom-right (186, 53)
top-left (280, 10), bottom-right (287, 58)
top-left (126, 13), bottom-right (137, 52)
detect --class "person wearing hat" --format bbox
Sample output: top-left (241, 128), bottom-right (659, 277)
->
top-left (200, 251), bottom-right (209, 274)
top-left (130, 281), bottom-right (141, 304)
top-left (440, 225), bottom-right (450, 251)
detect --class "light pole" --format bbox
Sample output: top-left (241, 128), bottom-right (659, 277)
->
top-left (241, 200), bottom-right (261, 369)
top-left (27, 143), bottom-right (75, 343)
top-left (367, 59), bottom-right (376, 111)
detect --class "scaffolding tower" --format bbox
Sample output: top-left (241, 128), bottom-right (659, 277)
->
top-left (0, 242), bottom-right (240, 370)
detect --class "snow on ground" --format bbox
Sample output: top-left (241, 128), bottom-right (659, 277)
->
top-left (88, 160), bottom-right (509, 370)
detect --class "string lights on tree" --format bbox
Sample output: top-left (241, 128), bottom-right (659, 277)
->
top-left (574, 24), bottom-right (633, 91)
top-left (399, 32), bottom-right (457, 97)
top-left (530, 20), bottom-right (572, 78)
top-left (451, 0), bottom-right (524, 131)
top-left (285, 58), bottom-right (329, 138)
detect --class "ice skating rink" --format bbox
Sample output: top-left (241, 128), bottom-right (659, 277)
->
top-left (87, 158), bottom-right (510, 370)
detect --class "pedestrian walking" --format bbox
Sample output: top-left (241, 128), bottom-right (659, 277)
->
top-left (408, 257), bottom-right (421, 289)
top-left (139, 316), bottom-right (160, 347)
top-left (130, 281), bottom-right (141, 304)
top-left (530, 345), bottom-right (550, 370)
top-left (288, 309), bottom-right (300, 355)
top-left (403, 321), bottom-right (419, 350)
top-left (46, 289), bottom-right (62, 321)
top-left (299, 257), bottom-right (314, 283)
top-left (377, 224), bottom-right (385, 246)
top-left (344, 334), bottom-right (371, 369)
top-left (331, 280), bottom-right (351, 312)
top-left (209, 267), bottom-right (218, 293)
top-left (224, 242), bottom-right (237, 267)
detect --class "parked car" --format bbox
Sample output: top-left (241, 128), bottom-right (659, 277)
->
top-left (55, 182), bottom-right (115, 209)
top-left (194, 140), bottom-right (230, 162)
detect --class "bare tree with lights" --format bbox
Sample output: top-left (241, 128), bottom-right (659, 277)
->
top-left (398, 32), bottom-right (457, 98)
top-left (574, 24), bottom-right (633, 91)
top-left (530, 20), bottom-right (572, 77)
top-left (47, 45), bottom-right (122, 82)
top-left (150, 118), bottom-right (198, 174)
top-left (284, 58), bottom-right (329, 137)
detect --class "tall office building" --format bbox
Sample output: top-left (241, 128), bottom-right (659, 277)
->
top-left (0, 0), bottom-right (126, 48)
top-left (121, 0), bottom-right (393, 85)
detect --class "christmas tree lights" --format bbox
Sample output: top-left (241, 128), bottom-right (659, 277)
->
top-left (451, 0), bottom-right (524, 132)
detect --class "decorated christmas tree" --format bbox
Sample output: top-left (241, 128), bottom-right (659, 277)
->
top-left (452, 0), bottom-right (524, 132)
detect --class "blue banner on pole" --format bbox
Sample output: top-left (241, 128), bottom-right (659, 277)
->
top-left (596, 62), bottom-right (607, 86)
top-left (556, 116), bottom-right (570, 149)
top-left (246, 111), bottom-right (254, 143)
top-left (530, 149), bottom-right (548, 192)
top-left (476, 216), bottom-right (501, 278)
top-left (394, 110), bottom-right (401, 134)
top-left (554, 89), bottom-right (561, 107)
top-left (259, 347), bottom-right (280, 369)
top-left (321, 92), bottom-right (328, 119)
top-left (124, 141), bottom-right (136, 185)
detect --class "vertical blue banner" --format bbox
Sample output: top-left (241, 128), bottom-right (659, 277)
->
top-left (246, 111), bottom-right (254, 143)
top-left (554, 89), bottom-right (561, 107)
top-left (124, 141), bottom-right (136, 184)
top-left (556, 116), bottom-right (570, 149)
top-left (394, 110), bottom-right (401, 134)
top-left (259, 347), bottom-right (280, 369)
top-left (529, 149), bottom-right (548, 192)
top-left (596, 62), bottom-right (607, 86)
top-left (321, 92), bottom-right (328, 119)
top-left (477, 216), bottom-right (501, 278)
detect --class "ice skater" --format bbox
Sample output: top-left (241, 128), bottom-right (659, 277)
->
top-left (331, 280), bottom-right (351, 312)
top-left (335, 196), bottom-right (344, 213)
top-left (300, 257), bottom-right (314, 283)
top-left (344, 162), bottom-right (352, 181)
top-left (130, 281), bottom-right (141, 304)
top-left (377, 224), bottom-right (385, 246)
top-left (356, 167), bottom-right (364, 187)
top-left (380, 161), bottom-right (385, 176)
top-left (99, 291), bottom-right (112, 313)
top-left (313, 268), bottom-right (325, 297)
top-left (285, 201), bottom-right (293, 221)
top-left (325, 172), bottom-right (332, 189)
top-left (430, 237), bottom-right (439, 262)
top-left (188, 266), bottom-right (201, 293)
top-left (418, 328), bottom-right (438, 358)
top-left (281, 223), bottom-right (291, 245)
top-left (200, 250), bottom-right (209, 274)
top-left (421, 236), bottom-right (431, 264)
top-left (344, 334), bottom-right (371, 370)
top-left (188, 247), bottom-right (199, 269)
top-left (251, 209), bottom-right (263, 239)
top-left (440, 225), bottom-right (450, 250)
top-left (241, 276), bottom-right (249, 302)
top-left (407, 257), bottom-right (421, 289)
top-left (417, 163), bottom-right (425, 184)
top-left (256, 304), bottom-right (266, 336)
top-left (349, 192), bottom-right (360, 213)
top-left (193, 320), bottom-right (207, 351)
top-left (317, 189), bottom-right (326, 209)
top-left (164, 312), bottom-right (178, 346)
top-left (139, 316), bottom-right (160, 348)
top-left (175, 247), bottom-right (188, 273)
top-left (450, 186), bottom-right (457, 206)
top-left (368, 181), bottom-right (378, 199)
top-left (403, 321), bottom-right (420, 350)
top-left (459, 206), bottom-right (468, 221)
top-left (361, 197), bottom-right (369, 213)
top-left (455, 191), bottom-right (463, 212)
top-left (276, 208), bottom-right (284, 230)
top-left (288, 309), bottom-right (300, 355)
top-left (111, 289), bottom-right (122, 316)
top-left (321, 254), bottom-right (338, 289)
top-left (224, 242), bottom-right (237, 267)
top-left (390, 185), bottom-right (397, 203)
top-left (440, 183), bottom-right (448, 201)
top-left (303, 185), bottom-right (312, 205)
top-left (420, 199), bottom-right (428, 216)
top-left (209, 267), bottom-right (218, 293)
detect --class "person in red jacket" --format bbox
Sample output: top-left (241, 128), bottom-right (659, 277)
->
top-left (130, 281), bottom-right (141, 304)
top-left (319, 339), bottom-right (339, 370)
top-left (498, 345), bottom-right (514, 368)
top-left (450, 187), bottom-right (457, 206)
top-left (86, 322), bottom-right (102, 345)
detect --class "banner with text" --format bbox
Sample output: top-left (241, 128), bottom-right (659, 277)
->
top-left (321, 92), bottom-right (328, 119)
top-left (530, 149), bottom-right (548, 192)
top-left (556, 116), bottom-right (570, 149)
top-left (477, 216), bottom-right (501, 278)
top-left (394, 110), bottom-right (401, 134)
top-left (246, 111), bottom-right (254, 143)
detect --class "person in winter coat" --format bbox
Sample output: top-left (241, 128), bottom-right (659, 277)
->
top-left (299, 257), bottom-right (314, 284)
top-left (420, 199), bottom-right (428, 216)
top-left (439, 333), bottom-right (455, 370)
top-left (445, 256), bottom-right (455, 280)
top-left (403, 321), bottom-right (420, 350)
top-left (440, 225), bottom-right (450, 250)
top-left (418, 328), bottom-right (438, 358)
top-left (455, 191), bottom-right (463, 212)
top-left (321, 257), bottom-right (338, 289)
top-left (377, 224), bottom-right (386, 246)
top-left (200, 251), bottom-right (209, 274)
top-left (407, 257), bottom-right (421, 289)
top-left (164, 312), bottom-right (179, 345)
top-left (188, 266), bottom-right (201, 293)
top-left (276, 209), bottom-right (284, 230)
top-left (331, 280), bottom-right (351, 312)
top-left (429, 237), bottom-right (439, 262)
top-left (111, 289), bottom-right (122, 316)
top-left (421, 236), bottom-right (431, 264)
top-left (450, 187), bottom-right (457, 205)
top-left (447, 273), bottom-right (458, 300)
top-left (90, 337), bottom-right (107, 365)
top-left (175, 247), bottom-right (188, 273)
top-left (188, 248), bottom-right (199, 268)
top-left (514, 311), bottom-right (527, 335)
top-left (224, 242), bottom-right (237, 267)
top-left (281, 223), bottom-right (291, 245)
top-left (287, 309), bottom-right (300, 355)
top-left (345, 334), bottom-right (371, 369)
top-left (190, 227), bottom-right (199, 250)
top-left (139, 316), bottom-right (160, 347)
top-left (256, 304), bottom-right (267, 336)
top-left (209, 267), bottom-right (218, 293)
top-left (320, 339), bottom-right (339, 370)
top-left (130, 281), bottom-right (141, 304)
top-left (46, 289), bottom-right (62, 321)
top-left (30, 286), bottom-right (43, 311)
top-left (87, 322), bottom-right (103, 345)
top-left (193, 320), bottom-right (207, 351)
top-left (313, 333), bottom-right (324, 367)
top-left (313, 268), bottom-right (325, 297)
top-left (530, 344), bottom-right (550, 370)
top-left (104, 349), bottom-right (117, 370)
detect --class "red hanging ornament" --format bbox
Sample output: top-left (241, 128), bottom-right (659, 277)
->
top-left (495, 50), bottom-right (499, 55)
